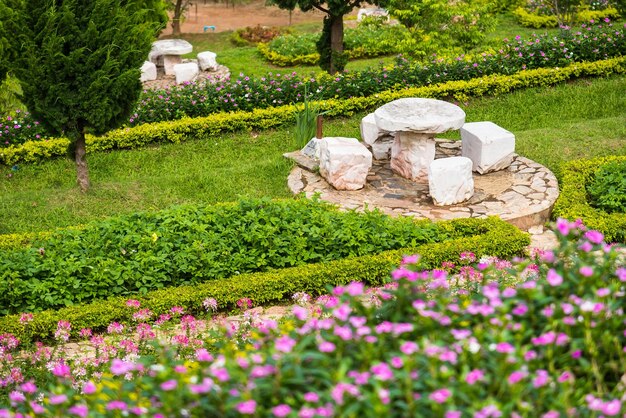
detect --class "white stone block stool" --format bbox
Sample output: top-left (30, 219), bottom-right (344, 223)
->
top-left (461, 121), bottom-right (515, 174)
top-left (174, 62), bottom-right (199, 84)
top-left (319, 137), bottom-right (373, 191)
top-left (360, 113), bottom-right (393, 160)
top-left (140, 61), bottom-right (157, 82)
top-left (197, 51), bottom-right (218, 71)
top-left (428, 157), bottom-right (474, 206)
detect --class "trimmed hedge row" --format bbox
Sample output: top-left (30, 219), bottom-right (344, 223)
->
top-left (1, 57), bottom-right (624, 166)
top-left (552, 156), bottom-right (626, 243)
top-left (0, 216), bottom-right (530, 344)
top-left (513, 7), bottom-right (621, 28)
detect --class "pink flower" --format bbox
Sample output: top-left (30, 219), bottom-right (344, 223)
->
top-left (371, 363), bottom-right (393, 381)
top-left (602, 399), bottom-right (622, 416)
top-left (19, 313), bottom-right (33, 323)
top-left (9, 391), bottom-right (25, 405)
top-left (110, 359), bottom-right (135, 375)
top-left (546, 269), bottom-right (563, 286)
top-left (508, 370), bottom-right (526, 384)
top-left (303, 392), bottom-right (319, 403)
top-left (68, 405), bottom-right (89, 418)
top-left (275, 335), bottom-right (297, 353)
top-left (237, 400), bottom-right (257, 414)
top-left (579, 266), bottom-right (593, 277)
top-left (584, 230), bottom-right (604, 244)
top-left (465, 369), bottom-right (485, 385)
top-left (272, 404), bottom-right (292, 417)
top-left (556, 218), bottom-right (571, 236)
top-left (82, 381), bottom-right (97, 394)
top-left (616, 267), bottom-right (626, 282)
top-left (160, 380), bottom-right (177, 391)
top-left (195, 348), bottom-right (213, 362)
top-left (106, 401), bottom-right (127, 411)
top-left (445, 412), bottom-right (461, 418)
top-left (125, 299), bottom-right (141, 308)
top-left (318, 341), bottom-right (335, 352)
top-left (52, 363), bottom-right (71, 378)
top-left (533, 370), bottom-right (549, 387)
top-left (49, 394), bottom-right (68, 405)
top-left (400, 341), bottom-right (418, 355)
top-left (429, 388), bottom-right (451, 404)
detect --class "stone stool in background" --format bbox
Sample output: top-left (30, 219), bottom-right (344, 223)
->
top-left (428, 157), bottom-right (474, 206)
top-left (174, 62), bottom-right (199, 84)
top-left (197, 51), bottom-right (218, 71)
top-left (360, 113), bottom-right (394, 160)
top-left (461, 122), bottom-right (515, 174)
top-left (140, 61), bottom-right (157, 82)
top-left (320, 137), bottom-right (373, 191)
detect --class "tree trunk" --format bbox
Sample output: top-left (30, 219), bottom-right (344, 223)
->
top-left (172, 0), bottom-right (183, 36)
top-left (75, 130), bottom-right (90, 193)
top-left (329, 14), bottom-right (344, 74)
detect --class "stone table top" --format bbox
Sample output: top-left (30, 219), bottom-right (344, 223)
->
top-left (151, 39), bottom-right (193, 56)
top-left (374, 98), bottom-right (466, 134)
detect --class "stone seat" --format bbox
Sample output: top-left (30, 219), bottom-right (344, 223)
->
top-left (461, 121), bottom-right (515, 174)
top-left (428, 156), bottom-right (474, 206)
top-left (319, 137), bottom-right (372, 191)
top-left (174, 62), bottom-right (199, 84)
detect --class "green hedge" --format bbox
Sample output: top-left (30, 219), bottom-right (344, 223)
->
top-left (553, 156), bottom-right (626, 243)
top-left (0, 198), bottom-right (451, 314)
top-left (1, 57), bottom-right (624, 166)
top-left (0, 216), bottom-right (529, 344)
top-left (514, 7), bottom-right (620, 28)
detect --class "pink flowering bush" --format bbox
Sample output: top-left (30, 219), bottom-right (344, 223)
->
top-left (1, 220), bottom-right (625, 416)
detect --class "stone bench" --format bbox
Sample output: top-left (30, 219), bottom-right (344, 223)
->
top-left (461, 121), bottom-right (515, 174)
top-left (428, 157), bottom-right (474, 206)
top-left (319, 137), bottom-right (372, 191)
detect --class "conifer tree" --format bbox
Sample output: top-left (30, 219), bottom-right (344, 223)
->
top-left (7, 0), bottom-right (160, 192)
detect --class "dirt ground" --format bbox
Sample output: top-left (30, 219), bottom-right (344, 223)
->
top-left (160, 0), bottom-right (332, 35)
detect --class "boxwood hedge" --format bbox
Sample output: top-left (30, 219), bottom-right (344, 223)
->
top-left (552, 156), bottom-right (626, 243)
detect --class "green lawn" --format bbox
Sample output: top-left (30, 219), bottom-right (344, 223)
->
top-left (1, 75), bottom-right (624, 235)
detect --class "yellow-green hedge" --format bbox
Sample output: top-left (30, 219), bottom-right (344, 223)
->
top-left (514, 7), bottom-right (620, 28)
top-left (1, 57), bottom-right (624, 166)
top-left (0, 216), bottom-right (529, 344)
top-left (552, 156), bottom-right (626, 243)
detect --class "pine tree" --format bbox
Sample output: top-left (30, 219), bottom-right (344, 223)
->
top-left (7, 0), bottom-right (160, 192)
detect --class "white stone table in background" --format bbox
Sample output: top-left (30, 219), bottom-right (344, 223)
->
top-left (149, 39), bottom-right (193, 76)
top-left (374, 98), bottom-right (465, 181)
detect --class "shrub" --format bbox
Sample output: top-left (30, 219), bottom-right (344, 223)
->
top-left (515, 4), bottom-right (621, 28)
top-left (553, 156), bottom-right (626, 242)
top-left (587, 160), bottom-right (626, 214)
top-left (0, 198), bottom-right (517, 314)
top-left (0, 216), bottom-right (529, 344)
top-left (1, 220), bottom-right (624, 416)
top-left (231, 25), bottom-right (287, 46)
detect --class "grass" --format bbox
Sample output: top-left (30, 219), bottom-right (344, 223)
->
top-left (1, 75), bottom-right (624, 235)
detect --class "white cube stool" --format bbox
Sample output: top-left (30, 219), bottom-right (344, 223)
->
top-left (319, 137), bottom-right (373, 191)
top-left (197, 51), bottom-right (218, 71)
top-left (461, 121), bottom-right (515, 174)
top-left (428, 157), bottom-right (474, 206)
top-left (174, 62), bottom-right (199, 84)
top-left (140, 61), bottom-right (157, 82)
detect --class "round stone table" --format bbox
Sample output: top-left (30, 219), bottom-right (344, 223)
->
top-left (374, 98), bottom-right (466, 181)
top-left (150, 39), bottom-right (193, 76)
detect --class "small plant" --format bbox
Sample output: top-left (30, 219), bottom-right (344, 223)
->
top-left (294, 85), bottom-right (322, 149)
top-left (587, 160), bottom-right (626, 214)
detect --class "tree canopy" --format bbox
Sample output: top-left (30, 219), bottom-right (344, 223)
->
top-left (7, 0), bottom-right (160, 191)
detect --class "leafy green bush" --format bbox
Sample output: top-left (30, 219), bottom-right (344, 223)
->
top-left (587, 160), bottom-right (626, 214)
top-left (0, 216), bottom-right (529, 344)
top-left (1, 57), bottom-right (623, 166)
top-left (553, 156), bottom-right (626, 242)
top-left (514, 5), bottom-right (620, 28)
top-left (0, 198), bottom-right (462, 314)
top-left (231, 25), bottom-right (287, 46)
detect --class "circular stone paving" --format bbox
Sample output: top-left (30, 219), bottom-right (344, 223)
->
top-left (286, 139), bottom-right (559, 231)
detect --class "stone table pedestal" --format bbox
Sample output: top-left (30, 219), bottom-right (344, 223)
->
top-left (374, 98), bottom-right (466, 181)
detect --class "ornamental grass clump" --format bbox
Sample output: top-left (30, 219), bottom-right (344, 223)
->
top-left (1, 219), bottom-right (624, 416)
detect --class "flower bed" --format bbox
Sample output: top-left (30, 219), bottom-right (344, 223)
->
top-left (0, 216), bottom-right (529, 344)
top-left (2, 21), bottom-right (624, 149)
top-left (553, 155), bottom-right (626, 242)
top-left (1, 221), bottom-right (624, 416)
top-left (1, 57), bottom-right (624, 166)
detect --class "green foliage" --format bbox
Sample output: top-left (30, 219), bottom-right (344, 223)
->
top-left (0, 198), bottom-right (457, 314)
top-left (0, 216), bottom-right (529, 344)
top-left (587, 160), bottom-right (626, 214)
top-left (231, 25), bottom-right (287, 46)
top-left (10, 0), bottom-right (157, 140)
top-left (386, 0), bottom-right (497, 55)
top-left (0, 75), bottom-right (23, 117)
top-left (1, 57), bottom-right (623, 166)
top-left (553, 156), bottom-right (626, 242)
top-left (294, 88), bottom-right (322, 148)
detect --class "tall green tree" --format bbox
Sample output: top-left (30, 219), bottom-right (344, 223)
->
top-left (7, 0), bottom-right (159, 192)
top-left (271, 0), bottom-right (389, 74)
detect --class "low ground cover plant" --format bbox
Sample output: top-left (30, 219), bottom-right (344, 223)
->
top-left (0, 198), bottom-right (486, 314)
top-left (554, 155), bottom-right (626, 242)
top-left (231, 25), bottom-right (287, 46)
top-left (2, 20), bottom-right (623, 148)
top-left (1, 220), bottom-right (624, 415)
